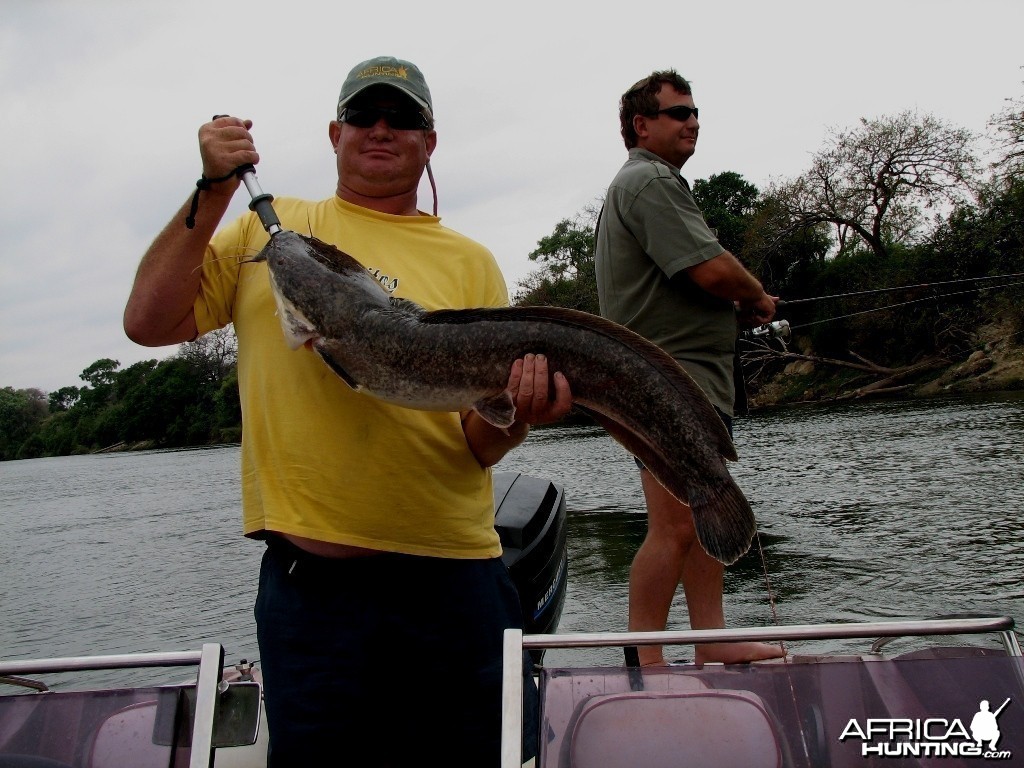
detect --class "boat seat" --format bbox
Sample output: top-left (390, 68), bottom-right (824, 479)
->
top-left (87, 701), bottom-right (171, 768)
top-left (562, 689), bottom-right (786, 768)
top-left (540, 666), bottom-right (709, 762)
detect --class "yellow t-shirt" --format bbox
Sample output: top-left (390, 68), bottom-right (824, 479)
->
top-left (194, 196), bottom-right (509, 558)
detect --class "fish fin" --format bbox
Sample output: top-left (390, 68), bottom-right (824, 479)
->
top-left (473, 391), bottom-right (516, 429)
top-left (278, 312), bottom-right (318, 350)
top-left (577, 405), bottom-right (656, 463)
top-left (300, 234), bottom-right (379, 284)
top-left (313, 342), bottom-right (361, 390)
top-left (267, 277), bottom-right (318, 350)
top-left (687, 479), bottom-right (757, 566)
top-left (389, 296), bottom-right (428, 317)
top-left (579, 405), bottom-right (754, 565)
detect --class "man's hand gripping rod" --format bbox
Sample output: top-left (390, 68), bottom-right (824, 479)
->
top-left (237, 164), bottom-right (283, 236)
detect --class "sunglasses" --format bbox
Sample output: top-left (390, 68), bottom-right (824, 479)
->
top-left (653, 105), bottom-right (699, 123)
top-left (339, 106), bottom-right (431, 131)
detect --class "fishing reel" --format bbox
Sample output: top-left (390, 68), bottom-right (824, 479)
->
top-left (743, 319), bottom-right (791, 342)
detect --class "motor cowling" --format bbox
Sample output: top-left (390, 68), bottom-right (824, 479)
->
top-left (494, 471), bottom-right (568, 663)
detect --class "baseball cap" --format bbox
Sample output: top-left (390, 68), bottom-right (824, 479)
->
top-left (337, 56), bottom-right (433, 118)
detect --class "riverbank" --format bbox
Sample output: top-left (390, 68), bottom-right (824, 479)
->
top-left (748, 316), bottom-right (1024, 409)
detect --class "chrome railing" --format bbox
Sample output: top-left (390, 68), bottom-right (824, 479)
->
top-left (0, 644), bottom-right (225, 768)
top-left (500, 615), bottom-right (1021, 768)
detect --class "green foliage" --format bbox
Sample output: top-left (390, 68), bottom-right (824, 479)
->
top-left (36, 409), bottom-right (79, 457)
top-left (742, 193), bottom-right (832, 297)
top-left (932, 178), bottom-right (1024, 278)
top-left (779, 209), bottom-right (1023, 368)
top-left (48, 386), bottom-right (80, 412)
top-left (514, 264), bottom-right (599, 314)
top-left (80, 358), bottom-right (120, 389)
top-left (214, 368), bottom-right (242, 440)
top-left (928, 177), bottom-right (1024, 335)
top-left (692, 171), bottom-right (760, 255)
top-left (515, 206), bottom-right (600, 313)
top-left (989, 80), bottom-right (1024, 181)
top-left (527, 211), bottom-right (598, 278)
top-left (0, 387), bottom-right (48, 460)
top-left (4, 327), bottom-right (246, 460)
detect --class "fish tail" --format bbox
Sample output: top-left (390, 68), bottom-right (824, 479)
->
top-left (687, 479), bottom-right (756, 566)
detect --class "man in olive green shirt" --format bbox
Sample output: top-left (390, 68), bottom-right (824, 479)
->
top-left (595, 69), bottom-right (784, 665)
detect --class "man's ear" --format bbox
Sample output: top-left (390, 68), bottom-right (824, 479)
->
top-left (424, 129), bottom-right (437, 158)
top-left (633, 113), bottom-right (649, 140)
top-left (329, 121), bottom-right (341, 152)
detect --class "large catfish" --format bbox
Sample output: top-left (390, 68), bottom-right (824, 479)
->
top-left (256, 230), bottom-right (755, 564)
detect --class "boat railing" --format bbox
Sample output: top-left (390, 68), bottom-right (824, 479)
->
top-left (0, 643), bottom-right (249, 768)
top-left (501, 616), bottom-right (1022, 768)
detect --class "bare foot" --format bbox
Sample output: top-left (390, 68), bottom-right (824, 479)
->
top-left (694, 641), bottom-right (786, 665)
top-left (635, 646), bottom-right (668, 667)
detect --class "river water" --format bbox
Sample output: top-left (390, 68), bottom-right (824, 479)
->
top-left (2, 392), bottom-right (1023, 687)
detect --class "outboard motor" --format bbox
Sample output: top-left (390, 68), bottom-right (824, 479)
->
top-left (494, 471), bottom-right (568, 663)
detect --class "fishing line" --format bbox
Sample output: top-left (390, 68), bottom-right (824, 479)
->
top-left (753, 532), bottom-right (814, 765)
top-left (753, 531), bottom-right (785, 649)
top-left (788, 279), bottom-right (1024, 330)
top-left (778, 271), bottom-right (1024, 307)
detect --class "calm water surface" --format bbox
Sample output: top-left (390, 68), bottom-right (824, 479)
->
top-left (2, 392), bottom-right (1022, 686)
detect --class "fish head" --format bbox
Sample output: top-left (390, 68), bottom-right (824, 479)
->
top-left (254, 230), bottom-right (389, 350)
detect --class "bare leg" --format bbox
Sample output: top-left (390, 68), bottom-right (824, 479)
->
top-left (628, 469), bottom-right (785, 665)
top-left (628, 469), bottom-right (688, 665)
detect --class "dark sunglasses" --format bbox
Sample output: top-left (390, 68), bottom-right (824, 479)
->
top-left (339, 106), bottom-right (430, 131)
top-left (653, 105), bottom-right (699, 122)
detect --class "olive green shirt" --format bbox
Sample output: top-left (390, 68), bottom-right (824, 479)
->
top-left (595, 148), bottom-right (738, 414)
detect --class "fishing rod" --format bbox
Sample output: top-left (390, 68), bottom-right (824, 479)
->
top-left (777, 272), bottom-right (1024, 307)
top-left (743, 276), bottom-right (1024, 339)
top-left (789, 279), bottom-right (1024, 330)
top-left (745, 319), bottom-right (791, 342)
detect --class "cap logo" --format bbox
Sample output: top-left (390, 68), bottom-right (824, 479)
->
top-left (357, 65), bottom-right (409, 81)
top-left (337, 57), bottom-right (432, 116)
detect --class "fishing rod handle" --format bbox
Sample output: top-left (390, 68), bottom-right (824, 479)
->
top-left (237, 164), bottom-right (282, 236)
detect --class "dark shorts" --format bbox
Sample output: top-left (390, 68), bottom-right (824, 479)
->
top-left (255, 536), bottom-right (538, 767)
top-left (634, 406), bottom-right (733, 471)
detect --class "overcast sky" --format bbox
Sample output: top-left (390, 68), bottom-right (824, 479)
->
top-left (3, 0), bottom-right (1022, 394)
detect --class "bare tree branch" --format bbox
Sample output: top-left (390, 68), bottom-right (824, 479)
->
top-left (768, 111), bottom-right (980, 259)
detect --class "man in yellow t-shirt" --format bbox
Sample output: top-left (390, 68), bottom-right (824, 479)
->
top-left (124, 56), bottom-right (571, 766)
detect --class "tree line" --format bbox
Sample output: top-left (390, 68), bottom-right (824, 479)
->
top-left (1, 329), bottom-right (241, 461)
top-left (3, 90), bottom-right (1023, 461)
